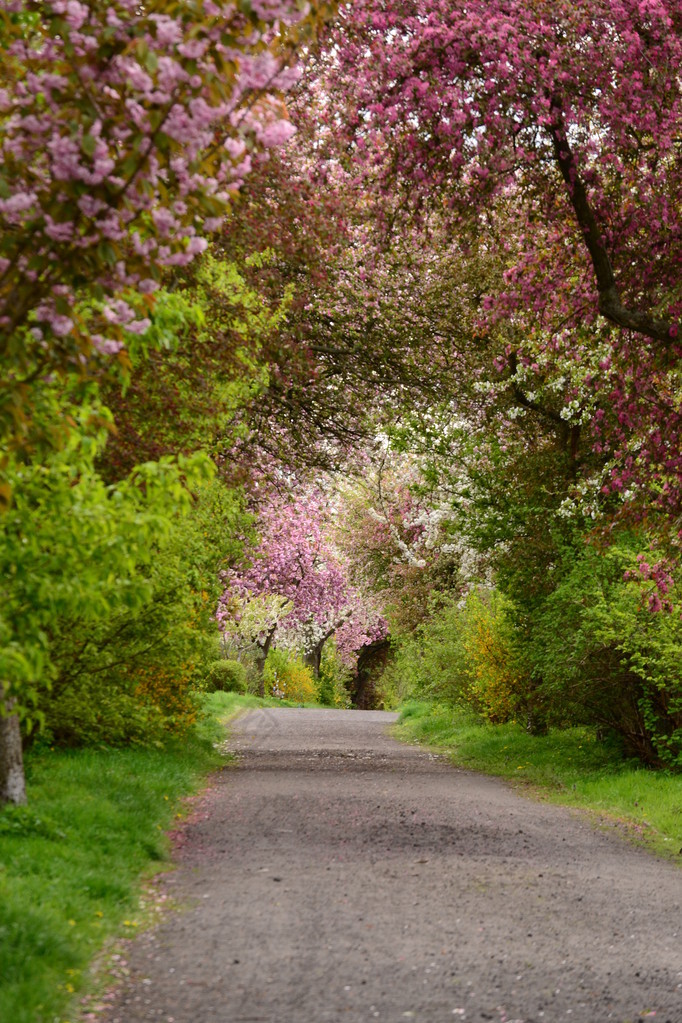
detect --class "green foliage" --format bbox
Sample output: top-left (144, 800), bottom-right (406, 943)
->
top-left (0, 0), bottom-right (324, 473)
top-left (387, 533), bottom-right (682, 767)
top-left (395, 701), bottom-right (682, 859)
top-left (395, 391), bottom-right (682, 765)
top-left (527, 536), bottom-right (682, 768)
top-left (204, 660), bottom-right (248, 694)
top-left (318, 640), bottom-right (352, 707)
top-left (1, 428), bottom-right (199, 721)
top-left (97, 251), bottom-right (293, 481)
top-left (0, 728), bottom-right (223, 1023)
top-left (0, 389), bottom-right (251, 747)
top-left (35, 476), bottom-right (248, 747)
top-left (385, 589), bottom-right (529, 723)
top-left (263, 649), bottom-right (320, 703)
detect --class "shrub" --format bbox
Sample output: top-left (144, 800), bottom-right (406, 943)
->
top-left (24, 475), bottom-right (251, 749)
top-left (38, 661), bottom-right (201, 748)
top-left (133, 666), bottom-right (199, 734)
top-left (39, 678), bottom-right (164, 747)
top-left (387, 589), bottom-right (528, 723)
top-left (319, 640), bottom-right (352, 707)
top-left (204, 659), bottom-right (248, 694)
top-left (457, 590), bottom-right (530, 723)
top-left (262, 649), bottom-right (320, 703)
top-left (528, 537), bottom-right (682, 768)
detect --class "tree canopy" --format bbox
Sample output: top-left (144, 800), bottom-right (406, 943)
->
top-left (5, 0), bottom-right (682, 806)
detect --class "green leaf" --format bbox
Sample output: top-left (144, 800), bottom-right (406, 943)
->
top-left (97, 240), bottom-right (118, 266)
top-left (81, 134), bottom-right (96, 158)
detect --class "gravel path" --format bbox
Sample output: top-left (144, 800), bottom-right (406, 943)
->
top-left (100, 708), bottom-right (682, 1023)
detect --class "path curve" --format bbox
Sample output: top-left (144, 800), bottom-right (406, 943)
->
top-left (100, 708), bottom-right (682, 1023)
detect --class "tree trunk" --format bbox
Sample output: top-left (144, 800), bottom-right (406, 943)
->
top-left (304, 642), bottom-right (324, 678)
top-left (0, 686), bottom-right (26, 805)
top-left (351, 639), bottom-right (392, 710)
top-left (255, 627), bottom-right (277, 697)
top-left (254, 648), bottom-right (267, 697)
top-left (304, 613), bottom-right (353, 679)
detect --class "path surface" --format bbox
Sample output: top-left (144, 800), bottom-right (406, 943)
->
top-left (101, 708), bottom-right (682, 1023)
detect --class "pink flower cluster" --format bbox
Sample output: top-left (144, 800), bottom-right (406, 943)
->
top-left (0, 0), bottom-right (305, 360)
top-left (624, 552), bottom-right (676, 613)
top-left (217, 488), bottom-right (386, 660)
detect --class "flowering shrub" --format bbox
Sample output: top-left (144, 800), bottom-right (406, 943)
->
top-left (457, 591), bottom-right (527, 725)
top-left (263, 649), bottom-right (319, 703)
top-left (133, 666), bottom-right (199, 737)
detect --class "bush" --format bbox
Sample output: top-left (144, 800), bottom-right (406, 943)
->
top-left (386, 589), bottom-right (528, 723)
top-left (39, 678), bottom-right (164, 747)
top-left (204, 659), bottom-right (248, 694)
top-left (23, 475), bottom-right (251, 748)
top-left (452, 590), bottom-right (526, 722)
top-left (319, 640), bottom-right (351, 707)
top-left (263, 649), bottom-right (320, 703)
top-left (528, 537), bottom-right (682, 768)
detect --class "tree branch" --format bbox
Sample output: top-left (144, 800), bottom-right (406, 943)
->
top-left (548, 103), bottom-right (675, 346)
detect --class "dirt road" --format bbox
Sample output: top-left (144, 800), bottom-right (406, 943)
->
top-left (101, 708), bottom-right (682, 1023)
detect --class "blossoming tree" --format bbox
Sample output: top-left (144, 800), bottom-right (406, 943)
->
top-left (217, 487), bottom-right (386, 689)
top-left (0, 0), bottom-right (330, 803)
top-left (0, 0), bottom-right (329, 468)
top-left (317, 0), bottom-right (682, 514)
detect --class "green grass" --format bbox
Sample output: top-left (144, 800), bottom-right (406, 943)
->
top-left (203, 690), bottom-right (323, 720)
top-left (395, 700), bottom-right (682, 860)
top-left (0, 692), bottom-right (283, 1023)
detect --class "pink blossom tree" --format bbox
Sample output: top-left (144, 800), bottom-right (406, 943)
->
top-left (316, 0), bottom-right (682, 516)
top-left (0, 0), bottom-right (327, 464)
top-left (217, 487), bottom-right (386, 689)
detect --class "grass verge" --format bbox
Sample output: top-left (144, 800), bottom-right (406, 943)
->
top-left (203, 690), bottom-right (324, 721)
top-left (395, 700), bottom-right (682, 860)
top-left (0, 692), bottom-right (292, 1023)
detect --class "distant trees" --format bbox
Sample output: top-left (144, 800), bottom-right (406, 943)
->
top-left (217, 488), bottom-right (386, 690)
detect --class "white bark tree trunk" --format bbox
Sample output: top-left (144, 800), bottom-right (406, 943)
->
top-left (0, 686), bottom-right (26, 805)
